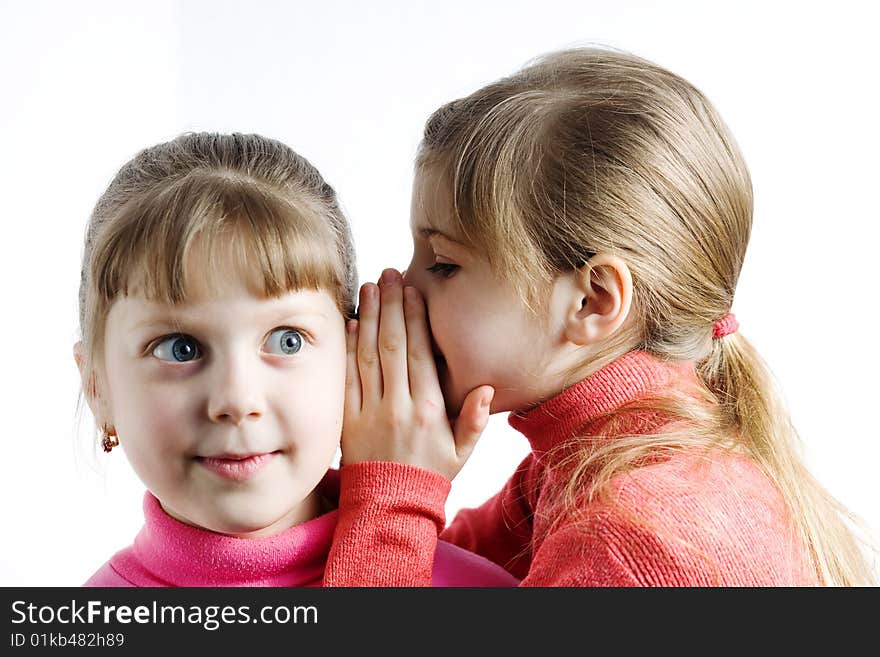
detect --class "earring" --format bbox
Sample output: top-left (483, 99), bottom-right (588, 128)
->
top-left (101, 425), bottom-right (119, 453)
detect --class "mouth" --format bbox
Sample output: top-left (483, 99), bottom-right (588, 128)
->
top-left (429, 333), bottom-right (446, 367)
top-left (429, 346), bottom-right (456, 415)
top-left (195, 451), bottom-right (280, 482)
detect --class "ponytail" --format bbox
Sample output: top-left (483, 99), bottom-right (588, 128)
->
top-left (699, 332), bottom-right (876, 585)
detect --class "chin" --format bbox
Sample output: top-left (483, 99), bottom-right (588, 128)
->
top-left (440, 380), bottom-right (466, 419)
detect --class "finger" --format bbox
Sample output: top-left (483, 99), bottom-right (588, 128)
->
top-left (344, 319), bottom-right (362, 416)
top-left (377, 268), bottom-right (409, 401)
top-left (356, 282), bottom-right (383, 399)
top-left (452, 386), bottom-right (495, 462)
top-left (403, 285), bottom-right (442, 400)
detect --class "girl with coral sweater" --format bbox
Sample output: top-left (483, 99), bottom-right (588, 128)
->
top-left (324, 48), bottom-right (874, 586)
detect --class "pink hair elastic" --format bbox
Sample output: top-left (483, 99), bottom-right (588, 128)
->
top-left (712, 313), bottom-right (739, 339)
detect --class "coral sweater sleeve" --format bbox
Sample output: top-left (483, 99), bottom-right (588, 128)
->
top-left (323, 461), bottom-right (449, 586)
top-left (324, 457), bottom-right (536, 586)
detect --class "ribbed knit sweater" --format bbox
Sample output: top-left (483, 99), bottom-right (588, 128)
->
top-left (324, 350), bottom-right (819, 586)
top-left (84, 470), bottom-right (518, 587)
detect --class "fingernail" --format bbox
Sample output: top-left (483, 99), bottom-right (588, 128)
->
top-left (347, 319), bottom-right (358, 333)
top-left (379, 268), bottom-right (400, 286)
top-left (361, 283), bottom-right (377, 301)
top-left (403, 286), bottom-right (417, 303)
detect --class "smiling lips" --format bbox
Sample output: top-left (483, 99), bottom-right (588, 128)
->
top-left (196, 452), bottom-right (278, 481)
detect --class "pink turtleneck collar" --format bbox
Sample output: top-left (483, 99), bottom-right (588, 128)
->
top-left (508, 350), bottom-right (698, 453)
top-left (92, 473), bottom-right (342, 587)
top-left (128, 493), bottom-right (337, 586)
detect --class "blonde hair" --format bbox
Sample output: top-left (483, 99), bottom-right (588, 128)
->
top-left (418, 48), bottom-right (874, 585)
top-left (78, 131), bottom-right (357, 407)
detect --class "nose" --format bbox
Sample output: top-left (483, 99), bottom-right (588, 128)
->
top-left (401, 261), bottom-right (416, 287)
top-left (206, 353), bottom-right (265, 425)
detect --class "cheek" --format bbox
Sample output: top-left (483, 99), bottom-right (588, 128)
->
top-left (274, 349), bottom-right (346, 448)
top-left (428, 294), bottom-right (541, 383)
top-left (105, 362), bottom-right (193, 455)
top-left (110, 388), bottom-right (190, 492)
top-left (429, 295), bottom-right (501, 356)
top-left (123, 398), bottom-right (190, 470)
top-left (113, 375), bottom-right (190, 428)
top-left (425, 292), bottom-right (469, 349)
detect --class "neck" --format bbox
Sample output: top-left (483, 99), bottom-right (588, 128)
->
top-left (159, 489), bottom-right (326, 539)
top-left (509, 350), bottom-right (699, 453)
top-left (517, 340), bottom-right (636, 415)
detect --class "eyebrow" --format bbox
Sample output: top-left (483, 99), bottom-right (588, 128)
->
top-left (417, 227), bottom-right (468, 247)
top-left (131, 317), bottom-right (182, 333)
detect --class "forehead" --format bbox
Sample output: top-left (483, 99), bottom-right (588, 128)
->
top-left (410, 166), bottom-right (458, 239)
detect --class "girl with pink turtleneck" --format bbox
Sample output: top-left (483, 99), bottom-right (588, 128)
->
top-left (76, 132), bottom-right (516, 588)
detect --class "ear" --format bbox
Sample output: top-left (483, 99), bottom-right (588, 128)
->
top-left (562, 254), bottom-right (633, 346)
top-left (73, 341), bottom-right (112, 429)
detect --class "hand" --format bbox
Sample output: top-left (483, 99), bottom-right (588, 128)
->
top-left (341, 268), bottom-right (494, 480)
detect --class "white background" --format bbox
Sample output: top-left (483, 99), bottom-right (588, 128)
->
top-left (1, 0), bottom-right (877, 585)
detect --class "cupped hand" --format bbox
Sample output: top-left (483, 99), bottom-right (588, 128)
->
top-left (341, 268), bottom-right (494, 480)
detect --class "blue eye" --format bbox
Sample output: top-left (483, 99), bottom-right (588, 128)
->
top-left (266, 328), bottom-right (303, 356)
top-left (152, 334), bottom-right (200, 362)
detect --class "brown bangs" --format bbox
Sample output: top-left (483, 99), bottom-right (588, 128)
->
top-left (90, 172), bottom-right (347, 312)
